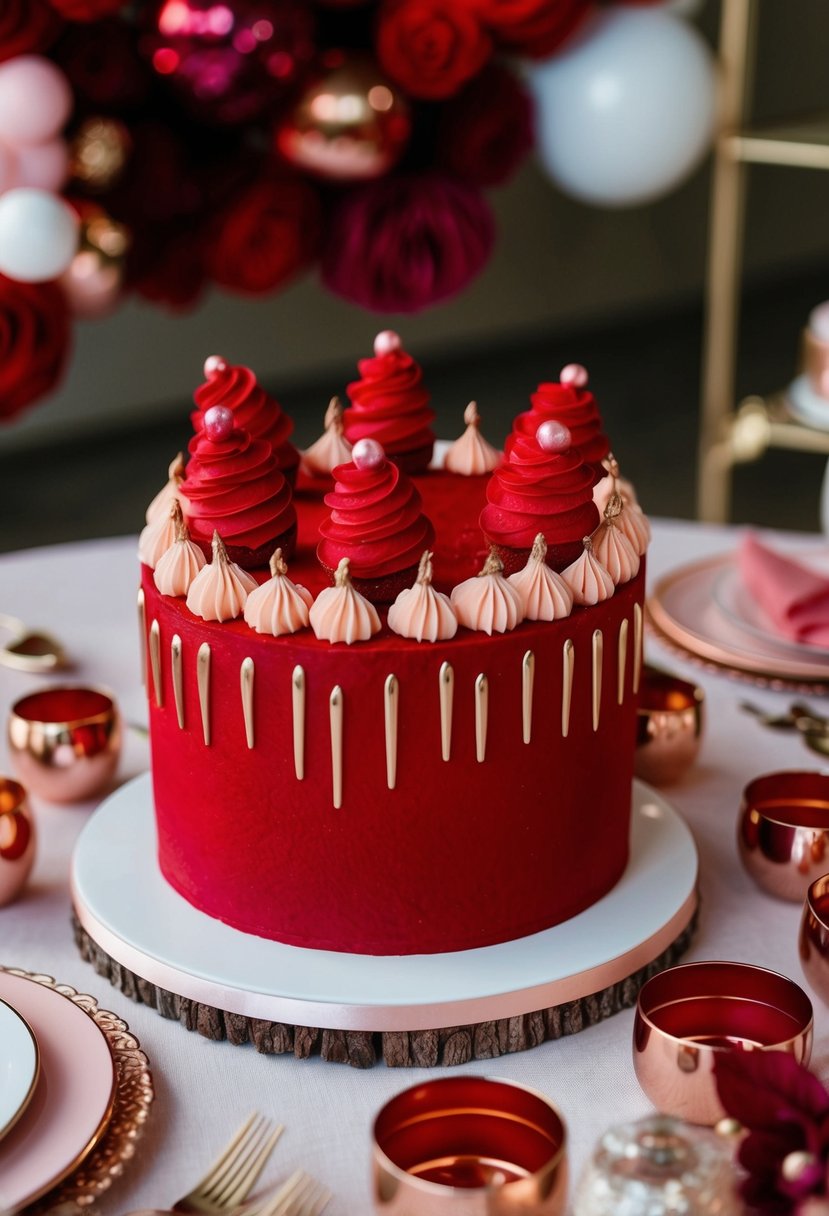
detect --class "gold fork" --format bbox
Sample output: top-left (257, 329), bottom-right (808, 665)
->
top-left (126, 1114), bottom-right (285, 1216)
top-left (244, 1171), bottom-right (331, 1216)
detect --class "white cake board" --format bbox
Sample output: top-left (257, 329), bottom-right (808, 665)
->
top-left (71, 774), bottom-right (698, 1035)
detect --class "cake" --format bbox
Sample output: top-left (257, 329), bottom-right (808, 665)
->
top-left (138, 339), bottom-right (648, 957)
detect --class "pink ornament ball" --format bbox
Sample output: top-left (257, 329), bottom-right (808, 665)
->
top-left (374, 330), bottom-right (401, 357)
top-left (15, 139), bottom-right (69, 192)
top-left (0, 57), bottom-right (73, 148)
top-left (204, 354), bottom-right (228, 378)
top-left (560, 363), bottom-right (588, 389)
top-left (0, 144), bottom-right (17, 195)
top-left (352, 437), bottom-right (385, 470)
top-left (204, 405), bottom-right (234, 441)
top-left (536, 420), bottom-right (572, 453)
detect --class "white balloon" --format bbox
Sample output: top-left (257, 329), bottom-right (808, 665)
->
top-left (0, 188), bottom-right (78, 282)
top-left (530, 8), bottom-right (717, 207)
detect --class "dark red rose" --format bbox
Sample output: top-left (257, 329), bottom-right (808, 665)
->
top-left (0, 0), bottom-right (63, 62)
top-left (130, 224), bottom-right (209, 311)
top-left (376, 0), bottom-right (492, 99)
top-left (53, 18), bottom-right (152, 109)
top-left (438, 63), bottom-right (533, 187)
top-left (49, 0), bottom-right (125, 20)
top-left (207, 173), bottom-right (321, 294)
top-left (469, 0), bottom-right (594, 58)
top-left (322, 171), bottom-right (495, 312)
top-left (0, 276), bottom-right (71, 422)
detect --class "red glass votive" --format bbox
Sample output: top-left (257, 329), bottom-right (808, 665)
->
top-left (633, 961), bottom-right (813, 1126)
top-left (372, 1076), bottom-right (568, 1214)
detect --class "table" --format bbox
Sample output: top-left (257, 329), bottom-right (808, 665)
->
top-left (2, 520), bottom-right (827, 1214)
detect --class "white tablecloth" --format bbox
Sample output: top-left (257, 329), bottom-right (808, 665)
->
top-left (2, 520), bottom-right (828, 1215)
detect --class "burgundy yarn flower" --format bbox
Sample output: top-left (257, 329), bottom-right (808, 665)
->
top-left (469, 0), bottom-right (594, 58)
top-left (438, 63), bottom-right (534, 187)
top-left (0, 275), bottom-right (71, 420)
top-left (54, 18), bottom-right (152, 109)
top-left (321, 171), bottom-right (495, 313)
top-left (0, 0), bottom-right (63, 62)
top-left (715, 1051), bottom-right (829, 1214)
top-left (376, 0), bottom-right (492, 99)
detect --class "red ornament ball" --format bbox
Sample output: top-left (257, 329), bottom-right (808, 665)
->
top-left (204, 404), bottom-right (234, 440)
top-left (144, 0), bottom-right (316, 126)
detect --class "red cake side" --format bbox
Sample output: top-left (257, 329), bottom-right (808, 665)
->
top-left (141, 470), bottom-right (644, 956)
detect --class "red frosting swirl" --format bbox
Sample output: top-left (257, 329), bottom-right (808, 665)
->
top-left (192, 362), bottom-right (299, 478)
top-left (507, 381), bottom-right (609, 474)
top-left (480, 432), bottom-right (599, 551)
top-left (344, 346), bottom-right (435, 473)
top-left (317, 456), bottom-right (435, 579)
top-left (181, 424), bottom-right (296, 558)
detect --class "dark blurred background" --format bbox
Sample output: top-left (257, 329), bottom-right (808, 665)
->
top-left (2, 0), bottom-right (828, 552)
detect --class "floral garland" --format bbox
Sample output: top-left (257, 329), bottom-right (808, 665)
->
top-left (0, 0), bottom-right (662, 421)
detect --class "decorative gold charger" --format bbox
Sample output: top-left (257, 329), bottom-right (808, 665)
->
top-left (0, 967), bottom-right (154, 1213)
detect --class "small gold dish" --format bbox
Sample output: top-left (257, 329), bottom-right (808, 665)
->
top-left (372, 1076), bottom-right (568, 1214)
top-left (633, 961), bottom-right (813, 1126)
top-left (634, 665), bottom-right (704, 787)
top-left (800, 874), bottom-right (829, 1008)
top-left (8, 686), bottom-right (121, 804)
top-left (738, 771), bottom-right (829, 902)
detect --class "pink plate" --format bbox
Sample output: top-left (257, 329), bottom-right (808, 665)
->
top-left (0, 971), bottom-right (116, 1212)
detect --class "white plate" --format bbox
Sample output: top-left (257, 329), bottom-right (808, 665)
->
top-left (713, 563), bottom-right (829, 661)
top-left (0, 971), bottom-right (116, 1213)
top-left (0, 997), bottom-right (39, 1142)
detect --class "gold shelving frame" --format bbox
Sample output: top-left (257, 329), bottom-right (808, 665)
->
top-left (697, 0), bottom-right (829, 522)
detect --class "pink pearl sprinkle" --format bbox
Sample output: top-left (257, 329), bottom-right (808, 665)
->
top-left (374, 330), bottom-right (401, 356)
top-left (204, 354), bottom-right (228, 378)
top-left (536, 420), bottom-right (572, 453)
top-left (560, 363), bottom-right (588, 388)
top-left (352, 437), bottom-right (385, 470)
top-left (204, 405), bottom-right (234, 441)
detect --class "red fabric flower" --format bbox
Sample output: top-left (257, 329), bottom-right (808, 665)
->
top-left (438, 62), bottom-right (534, 187)
top-left (322, 171), bottom-right (495, 312)
top-left (0, 0), bottom-right (63, 62)
top-left (0, 275), bottom-right (70, 422)
top-left (207, 174), bottom-right (321, 294)
top-left (53, 18), bottom-right (152, 108)
top-left (469, 0), bottom-right (594, 58)
top-left (715, 1051), bottom-right (829, 1214)
top-left (376, 0), bottom-right (492, 99)
top-left (48, 0), bottom-right (124, 20)
top-left (131, 224), bottom-right (209, 312)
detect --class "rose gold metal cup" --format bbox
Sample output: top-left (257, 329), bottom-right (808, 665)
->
top-left (372, 1076), bottom-right (568, 1214)
top-left (0, 777), bottom-right (36, 907)
top-left (8, 686), bottom-right (121, 804)
top-left (634, 665), bottom-right (704, 787)
top-left (799, 875), bottom-right (829, 1007)
top-left (738, 771), bottom-right (829, 902)
top-left (633, 961), bottom-right (813, 1126)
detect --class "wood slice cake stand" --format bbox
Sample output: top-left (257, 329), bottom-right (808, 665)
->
top-left (72, 775), bottom-right (698, 1069)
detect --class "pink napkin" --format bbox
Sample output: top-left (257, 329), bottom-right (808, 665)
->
top-left (738, 533), bottom-right (829, 647)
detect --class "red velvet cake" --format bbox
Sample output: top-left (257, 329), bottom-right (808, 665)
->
top-left (138, 343), bottom-right (649, 956)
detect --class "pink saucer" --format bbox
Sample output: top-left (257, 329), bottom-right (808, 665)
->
top-left (0, 971), bottom-right (116, 1212)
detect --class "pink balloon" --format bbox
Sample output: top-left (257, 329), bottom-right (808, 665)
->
top-left (0, 143), bottom-right (18, 195)
top-left (0, 57), bottom-right (73, 148)
top-left (15, 139), bottom-right (69, 192)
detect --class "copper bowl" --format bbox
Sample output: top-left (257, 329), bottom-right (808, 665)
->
top-left (372, 1076), bottom-right (568, 1214)
top-left (634, 665), bottom-right (704, 787)
top-left (8, 685), bottom-right (121, 804)
top-left (800, 874), bottom-right (829, 1007)
top-left (633, 961), bottom-right (813, 1126)
top-left (738, 771), bottom-right (829, 902)
top-left (0, 776), bottom-right (36, 907)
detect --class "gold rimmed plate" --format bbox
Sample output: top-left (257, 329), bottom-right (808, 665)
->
top-left (648, 554), bottom-right (829, 690)
top-left (0, 967), bottom-right (153, 1214)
